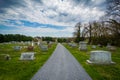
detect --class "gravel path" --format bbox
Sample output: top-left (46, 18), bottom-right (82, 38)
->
top-left (31, 43), bottom-right (92, 80)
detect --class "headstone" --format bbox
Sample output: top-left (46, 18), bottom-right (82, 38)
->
top-left (98, 44), bottom-right (103, 47)
top-left (27, 46), bottom-right (34, 51)
top-left (108, 46), bottom-right (116, 51)
top-left (79, 42), bottom-right (87, 51)
top-left (48, 43), bottom-right (52, 48)
top-left (37, 41), bottom-right (40, 45)
top-left (31, 42), bottom-right (34, 46)
top-left (71, 43), bottom-right (77, 48)
top-left (20, 52), bottom-right (35, 60)
top-left (92, 45), bottom-right (96, 49)
top-left (25, 41), bottom-right (31, 45)
top-left (0, 54), bottom-right (11, 60)
top-left (87, 50), bottom-right (115, 64)
top-left (23, 46), bottom-right (28, 48)
top-left (68, 43), bottom-right (72, 46)
top-left (14, 46), bottom-right (21, 51)
top-left (39, 44), bottom-right (48, 51)
top-left (5, 54), bottom-right (11, 60)
top-left (106, 43), bottom-right (111, 48)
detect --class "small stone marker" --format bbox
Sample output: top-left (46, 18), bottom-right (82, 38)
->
top-left (71, 43), bottom-right (77, 47)
top-left (23, 46), bottom-right (28, 48)
top-left (106, 43), bottom-right (111, 48)
top-left (68, 43), bottom-right (72, 46)
top-left (0, 54), bottom-right (11, 60)
top-left (20, 52), bottom-right (35, 60)
top-left (37, 41), bottom-right (40, 45)
top-left (97, 44), bottom-right (103, 47)
top-left (87, 50), bottom-right (115, 64)
top-left (39, 44), bottom-right (48, 51)
top-left (14, 46), bottom-right (21, 51)
top-left (92, 45), bottom-right (96, 49)
top-left (31, 42), bottom-right (34, 46)
top-left (5, 54), bottom-right (11, 60)
top-left (106, 44), bottom-right (116, 51)
top-left (79, 41), bottom-right (87, 51)
top-left (27, 46), bottom-right (34, 51)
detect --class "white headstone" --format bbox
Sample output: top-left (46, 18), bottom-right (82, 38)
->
top-left (87, 50), bottom-right (115, 64)
top-left (23, 46), bottom-right (28, 48)
top-left (92, 45), bottom-right (96, 49)
top-left (20, 52), bottom-right (35, 60)
top-left (71, 43), bottom-right (77, 47)
top-left (31, 42), bottom-right (34, 46)
top-left (37, 41), bottom-right (40, 45)
top-left (39, 45), bottom-right (48, 51)
top-left (106, 43), bottom-right (111, 48)
top-left (14, 46), bottom-right (21, 51)
top-left (79, 42), bottom-right (87, 51)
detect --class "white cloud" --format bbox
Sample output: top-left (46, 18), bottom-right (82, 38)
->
top-left (0, 0), bottom-right (106, 37)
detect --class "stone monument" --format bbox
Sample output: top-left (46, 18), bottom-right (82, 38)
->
top-left (71, 43), bottom-right (77, 48)
top-left (92, 45), bottom-right (96, 49)
top-left (14, 46), bottom-right (21, 51)
top-left (31, 42), bottom-right (34, 46)
top-left (39, 44), bottom-right (48, 51)
top-left (87, 50), bottom-right (115, 64)
top-left (27, 46), bottom-right (34, 51)
top-left (0, 54), bottom-right (11, 60)
top-left (79, 41), bottom-right (87, 51)
top-left (20, 52), bottom-right (35, 60)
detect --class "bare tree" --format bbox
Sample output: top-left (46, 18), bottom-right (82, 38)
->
top-left (73, 22), bottom-right (83, 43)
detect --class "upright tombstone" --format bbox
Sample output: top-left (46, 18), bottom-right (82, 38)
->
top-left (0, 54), bottom-right (11, 60)
top-left (5, 54), bottom-right (11, 60)
top-left (20, 52), bottom-right (35, 60)
top-left (23, 46), bottom-right (28, 48)
top-left (71, 43), bottom-right (77, 48)
top-left (14, 46), bottom-right (21, 51)
top-left (68, 43), bottom-right (72, 47)
top-left (108, 46), bottom-right (116, 51)
top-left (106, 43), bottom-right (116, 51)
top-left (37, 41), bottom-right (40, 46)
top-left (92, 45), bottom-right (96, 49)
top-left (87, 50), bottom-right (115, 64)
top-left (39, 45), bottom-right (48, 51)
top-left (31, 42), bottom-right (34, 46)
top-left (79, 42), bottom-right (87, 51)
top-left (106, 43), bottom-right (111, 48)
top-left (97, 44), bottom-right (103, 47)
top-left (27, 46), bottom-right (34, 51)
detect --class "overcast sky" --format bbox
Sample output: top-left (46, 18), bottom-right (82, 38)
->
top-left (0, 0), bottom-right (107, 37)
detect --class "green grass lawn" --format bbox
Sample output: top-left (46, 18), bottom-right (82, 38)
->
top-left (0, 43), bottom-right (56, 80)
top-left (64, 43), bottom-right (120, 80)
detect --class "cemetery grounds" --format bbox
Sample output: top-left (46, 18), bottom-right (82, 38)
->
top-left (64, 43), bottom-right (120, 80)
top-left (0, 43), bottom-right (120, 80)
top-left (0, 43), bottom-right (56, 80)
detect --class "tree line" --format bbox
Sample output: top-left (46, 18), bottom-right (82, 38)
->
top-left (74, 0), bottom-right (120, 46)
top-left (0, 34), bottom-right (33, 43)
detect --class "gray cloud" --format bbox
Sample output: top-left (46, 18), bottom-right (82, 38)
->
top-left (0, 0), bottom-right (107, 37)
top-left (0, 0), bottom-right (26, 13)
